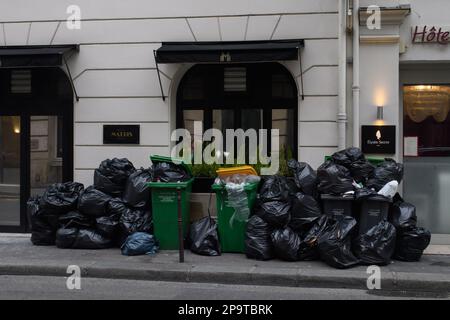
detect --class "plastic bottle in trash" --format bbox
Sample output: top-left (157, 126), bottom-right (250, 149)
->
top-left (377, 180), bottom-right (398, 198)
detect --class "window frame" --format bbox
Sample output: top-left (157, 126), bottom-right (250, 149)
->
top-left (176, 63), bottom-right (298, 158)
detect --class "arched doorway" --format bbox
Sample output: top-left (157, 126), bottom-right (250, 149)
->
top-left (0, 67), bottom-right (73, 232)
top-left (176, 62), bottom-right (298, 162)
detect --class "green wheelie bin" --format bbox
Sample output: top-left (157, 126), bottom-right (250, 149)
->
top-left (148, 155), bottom-right (194, 250)
top-left (212, 181), bottom-right (259, 253)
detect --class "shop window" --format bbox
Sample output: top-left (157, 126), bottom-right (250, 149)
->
top-left (403, 85), bottom-right (450, 156)
top-left (177, 63), bottom-right (298, 160)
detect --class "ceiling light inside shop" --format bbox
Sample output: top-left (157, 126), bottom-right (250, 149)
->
top-left (224, 67), bottom-right (246, 92)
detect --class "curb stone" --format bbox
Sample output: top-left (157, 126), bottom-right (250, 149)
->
top-left (0, 264), bottom-right (448, 295)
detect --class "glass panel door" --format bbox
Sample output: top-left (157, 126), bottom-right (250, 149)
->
top-left (403, 85), bottom-right (450, 234)
top-left (30, 116), bottom-right (63, 197)
top-left (0, 116), bottom-right (21, 226)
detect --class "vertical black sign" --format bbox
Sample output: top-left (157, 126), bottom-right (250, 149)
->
top-left (103, 125), bottom-right (140, 145)
top-left (361, 125), bottom-right (396, 154)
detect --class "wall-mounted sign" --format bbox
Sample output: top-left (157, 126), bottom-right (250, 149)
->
top-left (412, 26), bottom-right (450, 44)
top-left (103, 125), bottom-right (140, 145)
top-left (404, 136), bottom-right (419, 157)
top-left (361, 125), bottom-right (396, 154)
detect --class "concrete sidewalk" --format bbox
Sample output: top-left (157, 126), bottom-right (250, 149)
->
top-left (0, 234), bottom-right (449, 295)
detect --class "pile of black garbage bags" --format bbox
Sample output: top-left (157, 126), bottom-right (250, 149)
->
top-left (244, 147), bottom-right (431, 269)
top-left (28, 158), bottom-right (155, 251)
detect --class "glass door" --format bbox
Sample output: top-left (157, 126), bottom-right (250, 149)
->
top-left (0, 116), bottom-right (21, 226)
top-left (403, 85), bottom-right (450, 235)
top-left (30, 116), bottom-right (64, 198)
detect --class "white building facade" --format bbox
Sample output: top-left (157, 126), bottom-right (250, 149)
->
top-left (0, 0), bottom-right (449, 242)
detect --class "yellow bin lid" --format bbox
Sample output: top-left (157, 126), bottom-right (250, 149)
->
top-left (216, 165), bottom-right (258, 178)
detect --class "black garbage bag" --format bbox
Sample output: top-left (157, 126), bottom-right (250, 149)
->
top-left (94, 158), bottom-right (136, 196)
top-left (153, 161), bottom-right (191, 183)
top-left (289, 193), bottom-right (322, 234)
top-left (121, 232), bottom-right (159, 256)
top-left (94, 170), bottom-right (123, 198)
top-left (40, 182), bottom-right (84, 215)
top-left (28, 196), bottom-right (58, 246)
top-left (394, 227), bottom-right (431, 262)
top-left (353, 221), bottom-right (397, 265)
top-left (286, 178), bottom-right (300, 197)
top-left (72, 229), bottom-right (114, 249)
top-left (331, 148), bottom-right (365, 167)
top-left (112, 198), bottom-right (152, 236)
top-left (350, 160), bottom-right (375, 184)
top-left (96, 213), bottom-right (121, 238)
top-left (367, 159), bottom-right (404, 191)
top-left (317, 215), bottom-right (359, 269)
top-left (287, 160), bottom-right (318, 197)
top-left (255, 200), bottom-right (291, 228)
top-left (78, 186), bottom-right (112, 217)
top-left (298, 215), bottom-right (329, 260)
top-left (271, 227), bottom-right (302, 261)
top-left (390, 201), bottom-right (417, 230)
top-left (317, 161), bottom-right (354, 195)
top-left (30, 215), bottom-right (56, 246)
top-left (55, 227), bottom-right (79, 249)
top-left (258, 175), bottom-right (290, 202)
top-left (123, 168), bottom-right (153, 208)
top-left (189, 216), bottom-right (221, 256)
top-left (354, 187), bottom-right (378, 201)
top-left (245, 215), bottom-right (274, 261)
top-left (58, 211), bottom-right (95, 229)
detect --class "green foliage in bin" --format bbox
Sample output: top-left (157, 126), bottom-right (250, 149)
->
top-left (186, 144), bottom-right (294, 178)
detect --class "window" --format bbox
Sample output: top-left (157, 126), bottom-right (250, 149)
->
top-left (177, 63), bottom-right (298, 160)
top-left (403, 85), bottom-right (450, 156)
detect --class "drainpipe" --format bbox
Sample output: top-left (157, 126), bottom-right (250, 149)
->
top-left (352, 0), bottom-right (360, 147)
top-left (337, 0), bottom-right (347, 150)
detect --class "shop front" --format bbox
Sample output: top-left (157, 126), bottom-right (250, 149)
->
top-left (1, 0), bottom-right (448, 244)
top-left (0, 46), bottom-right (76, 232)
top-left (357, 0), bottom-right (450, 244)
top-left (400, 69), bottom-right (450, 241)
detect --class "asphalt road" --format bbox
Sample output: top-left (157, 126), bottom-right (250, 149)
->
top-left (0, 275), bottom-right (447, 300)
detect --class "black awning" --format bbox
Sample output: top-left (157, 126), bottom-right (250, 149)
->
top-left (0, 45), bottom-right (79, 67)
top-left (155, 40), bottom-right (304, 64)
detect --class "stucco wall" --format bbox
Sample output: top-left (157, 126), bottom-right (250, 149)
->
top-left (1, 1), bottom-right (341, 187)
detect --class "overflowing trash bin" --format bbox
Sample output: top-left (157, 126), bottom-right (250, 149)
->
top-left (358, 194), bottom-right (392, 234)
top-left (148, 155), bottom-right (193, 250)
top-left (321, 194), bottom-right (354, 217)
top-left (213, 178), bottom-right (259, 253)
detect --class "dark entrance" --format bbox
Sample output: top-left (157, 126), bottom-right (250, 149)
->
top-left (177, 63), bottom-right (298, 159)
top-left (0, 67), bottom-right (74, 232)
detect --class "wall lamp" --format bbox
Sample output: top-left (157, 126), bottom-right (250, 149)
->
top-left (377, 105), bottom-right (384, 120)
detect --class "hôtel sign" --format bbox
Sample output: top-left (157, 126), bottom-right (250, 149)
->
top-left (412, 26), bottom-right (450, 44)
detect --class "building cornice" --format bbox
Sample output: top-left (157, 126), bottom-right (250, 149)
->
top-left (360, 35), bottom-right (400, 44)
top-left (359, 5), bottom-right (411, 26)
